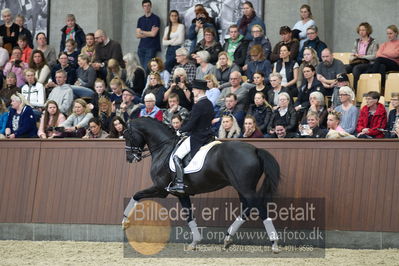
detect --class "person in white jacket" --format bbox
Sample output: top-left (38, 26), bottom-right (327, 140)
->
top-left (162, 10), bottom-right (185, 73)
top-left (21, 68), bottom-right (45, 119)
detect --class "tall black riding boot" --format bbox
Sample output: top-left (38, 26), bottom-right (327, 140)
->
top-left (167, 155), bottom-right (185, 193)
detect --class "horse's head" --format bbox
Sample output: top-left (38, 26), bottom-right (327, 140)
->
top-left (124, 122), bottom-right (145, 163)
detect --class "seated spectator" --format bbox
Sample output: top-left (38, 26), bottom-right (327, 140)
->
top-left (295, 65), bottom-right (325, 112)
top-left (216, 71), bottom-right (249, 111)
top-left (21, 68), bottom-right (45, 118)
top-left (267, 92), bottom-right (297, 135)
top-left (29, 49), bottom-right (51, 85)
top-left (334, 86), bottom-right (358, 135)
top-left (164, 67), bottom-right (193, 111)
top-left (192, 27), bottom-right (222, 65)
top-left (367, 25), bottom-right (399, 87)
top-left (246, 44), bottom-right (272, 83)
top-left (92, 29), bottom-right (125, 77)
top-left (162, 10), bottom-right (185, 72)
top-left (65, 39), bottom-right (80, 67)
top-left (247, 72), bottom-right (268, 106)
top-left (247, 92), bottom-right (272, 134)
top-left (15, 14), bottom-right (33, 48)
top-left (3, 47), bottom-right (28, 87)
top-left (142, 72), bottom-right (166, 108)
top-left (0, 37), bottom-right (9, 74)
top-left (81, 33), bottom-right (96, 63)
top-left (60, 14), bottom-right (86, 53)
top-left (297, 25), bottom-right (327, 62)
top-left (61, 98), bottom-right (94, 137)
top-left (139, 93), bottom-right (163, 121)
top-left (300, 91), bottom-right (328, 128)
top-left (113, 88), bottom-right (142, 122)
top-left (109, 77), bottom-right (124, 103)
top-left (162, 93), bottom-right (189, 127)
top-left (35, 32), bottom-right (57, 68)
top-left (298, 111), bottom-right (328, 138)
top-left (237, 1), bottom-right (266, 41)
top-left (188, 6), bottom-right (218, 54)
top-left (72, 54), bottom-right (96, 98)
top-left (203, 74), bottom-right (220, 106)
top-left (17, 35), bottom-right (32, 64)
top-left (107, 116), bottom-right (126, 139)
top-left (292, 4), bottom-right (316, 50)
top-left (37, 100), bottom-right (66, 139)
top-left (213, 93), bottom-right (245, 132)
top-left (356, 91), bottom-right (387, 138)
top-left (89, 79), bottom-right (110, 117)
top-left (327, 110), bottom-right (346, 133)
top-left (106, 58), bottom-right (127, 86)
top-left (97, 97), bottom-right (113, 132)
top-left (215, 51), bottom-right (240, 84)
top-left (0, 72), bottom-right (20, 107)
top-left (5, 93), bottom-right (37, 138)
top-left (346, 22), bottom-right (379, 91)
top-left (267, 73), bottom-right (291, 108)
top-left (0, 98), bottom-right (8, 138)
top-left (273, 45), bottom-right (299, 96)
top-left (0, 8), bottom-right (18, 54)
top-left (47, 70), bottom-right (74, 114)
top-left (330, 73), bottom-right (352, 109)
top-left (218, 114), bottom-right (241, 138)
top-left (390, 121), bottom-right (399, 138)
top-left (316, 48), bottom-right (346, 95)
top-left (269, 121), bottom-right (297, 138)
top-left (270, 26), bottom-right (299, 63)
top-left (170, 114), bottom-right (183, 132)
top-left (195, 50), bottom-right (216, 80)
top-left (145, 57), bottom-right (170, 88)
top-left (123, 53), bottom-right (146, 96)
top-left (297, 47), bottom-right (319, 87)
top-left (47, 52), bottom-right (77, 90)
top-left (223, 24), bottom-right (249, 69)
top-left (386, 93), bottom-right (399, 138)
top-left (168, 47), bottom-right (196, 86)
top-left (83, 117), bottom-right (109, 139)
top-left (241, 115), bottom-right (264, 138)
top-left (244, 24), bottom-right (272, 69)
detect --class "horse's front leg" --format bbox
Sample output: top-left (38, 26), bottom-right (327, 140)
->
top-left (178, 196), bottom-right (203, 250)
top-left (122, 185), bottom-right (168, 229)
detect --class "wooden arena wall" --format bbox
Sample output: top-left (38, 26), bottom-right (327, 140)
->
top-left (0, 139), bottom-right (398, 232)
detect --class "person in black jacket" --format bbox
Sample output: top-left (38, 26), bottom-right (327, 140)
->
top-left (267, 92), bottom-right (298, 135)
top-left (222, 24), bottom-right (249, 69)
top-left (15, 14), bottom-right (33, 49)
top-left (167, 79), bottom-right (214, 194)
top-left (60, 14), bottom-right (86, 53)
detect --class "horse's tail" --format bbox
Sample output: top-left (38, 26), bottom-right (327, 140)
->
top-left (256, 148), bottom-right (280, 196)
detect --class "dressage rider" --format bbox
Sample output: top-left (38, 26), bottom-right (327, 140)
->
top-left (167, 79), bottom-right (214, 194)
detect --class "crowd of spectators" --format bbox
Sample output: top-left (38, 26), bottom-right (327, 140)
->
top-left (0, 1), bottom-right (398, 140)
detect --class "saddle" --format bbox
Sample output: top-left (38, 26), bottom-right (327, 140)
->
top-left (169, 137), bottom-right (221, 174)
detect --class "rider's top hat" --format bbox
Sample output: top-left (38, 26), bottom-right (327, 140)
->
top-left (191, 79), bottom-right (209, 90)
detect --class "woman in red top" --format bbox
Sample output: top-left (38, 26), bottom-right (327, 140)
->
top-left (242, 115), bottom-right (264, 138)
top-left (356, 91), bottom-right (387, 138)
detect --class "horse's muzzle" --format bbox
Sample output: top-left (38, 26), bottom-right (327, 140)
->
top-left (126, 151), bottom-right (142, 163)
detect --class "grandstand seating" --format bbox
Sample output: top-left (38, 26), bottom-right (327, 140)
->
top-left (333, 52), bottom-right (351, 65)
top-left (356, 74), bottom-right (382, 102)
top-left (384, 73), bottom-right (399, 102)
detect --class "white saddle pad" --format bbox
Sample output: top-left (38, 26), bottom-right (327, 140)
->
top-left (169, 141), bottom-right (222, 174)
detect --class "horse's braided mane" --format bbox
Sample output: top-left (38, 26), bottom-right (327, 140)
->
top-left (131, 117), bottom-right (178, 137)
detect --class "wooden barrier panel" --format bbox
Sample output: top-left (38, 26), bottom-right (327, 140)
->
top-left (0, 139), bottom-right (398, 232)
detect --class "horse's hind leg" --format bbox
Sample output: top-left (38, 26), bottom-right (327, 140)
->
top-left (179, 196), bottom-right (203, 250)
top-left (223, 194), bottom-right (249, 249)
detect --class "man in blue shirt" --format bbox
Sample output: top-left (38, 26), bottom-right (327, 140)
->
top-left (136, 0), bottom-right (161, 72)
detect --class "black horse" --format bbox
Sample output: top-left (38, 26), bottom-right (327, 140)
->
top-left (123, 117), bottom-right (281, 252)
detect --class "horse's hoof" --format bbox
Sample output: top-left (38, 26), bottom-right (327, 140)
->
top-left (271, 242), bottom-right (281, 254)
top-left (223, 235), bottom-right (233, 250)
top-left (121, 217), bottom-right (130, 230)
top-left (186, 243), bottom-right (197, 251)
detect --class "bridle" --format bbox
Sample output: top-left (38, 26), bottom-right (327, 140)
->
top-left (124, 128), bottom-right (175, 162)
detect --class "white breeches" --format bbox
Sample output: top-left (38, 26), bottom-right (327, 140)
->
top-left (174, 136), bottom-right (191, 159)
